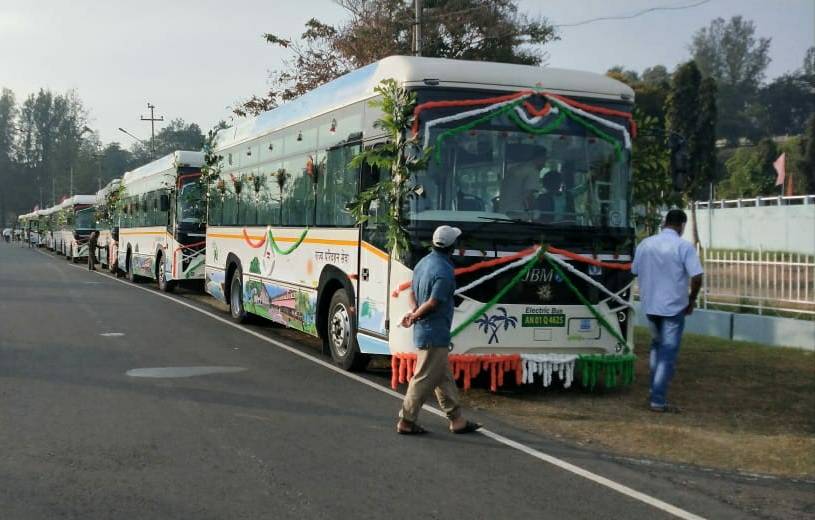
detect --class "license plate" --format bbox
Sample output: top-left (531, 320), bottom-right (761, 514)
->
top-left (522, 313), bottom-right (566, 327)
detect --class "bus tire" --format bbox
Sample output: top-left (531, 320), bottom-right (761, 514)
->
top-left (326, 290), bottom-right (368, 371)
top-left (157, 253), bottom-right (175, 293)
top-left (229, 267), bottom-right (248, 323)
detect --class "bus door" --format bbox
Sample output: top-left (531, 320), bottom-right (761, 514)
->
top-left (355, 151), bottom-right (391, 342)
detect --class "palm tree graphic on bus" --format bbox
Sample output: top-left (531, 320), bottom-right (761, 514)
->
top-left (475, 307), bottom-right (518, 344)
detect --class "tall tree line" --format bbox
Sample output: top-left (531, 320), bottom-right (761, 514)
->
top-left (0, 87), bottom-right (204, 225)
top-left (611, 15), bottom-right (813, 223)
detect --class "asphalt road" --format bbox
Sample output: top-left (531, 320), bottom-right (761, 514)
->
top-left (0, 243), bottom-right (808, 519)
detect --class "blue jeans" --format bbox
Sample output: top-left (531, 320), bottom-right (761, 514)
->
top-left (647, 313), bottom-right (686, 408)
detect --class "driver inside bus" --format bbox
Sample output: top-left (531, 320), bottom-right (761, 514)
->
top-left (497, 144), bottom-right (547, 214)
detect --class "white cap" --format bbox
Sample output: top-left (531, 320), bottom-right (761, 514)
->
top-left (432, 225), bottom-right (462, 248)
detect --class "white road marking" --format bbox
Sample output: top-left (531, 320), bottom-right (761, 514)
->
top-left (51, 250), bottom-right (704, 520)
top-left (126, 366), bottom-right (247, 378)
top-left (99, 332), bottom-right (125, 337)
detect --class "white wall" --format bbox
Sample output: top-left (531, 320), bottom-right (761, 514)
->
top-left (683, 204), bottom-right (815, 254)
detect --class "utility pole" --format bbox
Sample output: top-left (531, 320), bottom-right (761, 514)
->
top-left (140, 102), bottom-right (164, 159)
top-left (70, 167), bottom-right (73, 197)
top-left (413, 0), bottom-right (422, 56)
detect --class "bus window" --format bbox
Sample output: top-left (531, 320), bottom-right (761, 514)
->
top-left (317, 143), bottom-right (360, 226)
top-left (280, 156), bottom-right (315, 226)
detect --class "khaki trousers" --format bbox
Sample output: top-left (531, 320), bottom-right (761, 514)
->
top-left (399, 347), bottom-right (461, 423)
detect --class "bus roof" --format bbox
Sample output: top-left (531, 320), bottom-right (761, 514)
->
top-left (59, 195), bottom-right (97, 209)
top-left (95, 178), bottom-right (121, 200)
top-left (217, 55), bottom-right (635, 151)
top-left (122, 151), bottom-right (204, 188)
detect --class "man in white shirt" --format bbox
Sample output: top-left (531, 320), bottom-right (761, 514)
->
top-left (632, 209), bottom-right (704, 413)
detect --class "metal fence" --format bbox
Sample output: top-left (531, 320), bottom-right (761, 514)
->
top-left (694, 194), bottom-right (815, 209)
top-left (700, 247), bottom-right (815, 316)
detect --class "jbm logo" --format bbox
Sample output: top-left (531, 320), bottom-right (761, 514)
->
top-left (522, 268), bottom-right (561, 283)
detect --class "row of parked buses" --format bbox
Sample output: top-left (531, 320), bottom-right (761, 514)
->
top-left (16, 56), bottom-right (644, 389)
top-left (17, 152), bottom-right (207, 288)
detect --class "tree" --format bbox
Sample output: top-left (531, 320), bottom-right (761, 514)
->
top-left (719, 138), bottom-right (779, 198)
top-left (606, 66), bottom-right (639, 85)
top-left (758, 72), bottom-right (815, 137)
top-left (236, 0), bottom-right (558, 116)
top-left (631, 112), bottom-right (674, 236)
top-left (803, 46), bottom-right (815, 76)
top-left (666, 61), bottom-right (717, 246)
top-left (690, 16), bottom-right (771, 88)
top-left (799, 114), bottom-right (815, 193)
top-left (689, 16), bottom-right (771, 142)
top-left (641, 65), bottom-right (670, 86)
top-left (130, 118), bottom-right (204, 164)
top-left (14, 89), bottom-right (90, 207)
top-left (604, 66), bottom-right (675, 236)
top-left (695, 77), bottom-right (718, 199)
top-left (0, 89), bottom-right (17, 224)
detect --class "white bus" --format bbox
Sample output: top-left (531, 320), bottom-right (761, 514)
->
top-left (203, 56), bottom-right (636, 384)
top-left (53, 195), bottom-right (98, 262)
top-left (116, 151), bottom-right (206, 291)
top-left (93, 178), bottom-right (121, 271)
top-left (40, 205), bottom-right (60, 250)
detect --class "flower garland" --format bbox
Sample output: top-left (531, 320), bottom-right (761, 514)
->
top-left (577, 353), bottom-right (636, 389)
top-left (389, 352), bottom-right (605, 391)
top-left (521, 354), bottom-right (577, 387)
top-left (390, 353), bottom-right (523, 392)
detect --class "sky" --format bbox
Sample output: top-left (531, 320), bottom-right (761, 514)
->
top-left (1, 0), bottom-right (812, 145)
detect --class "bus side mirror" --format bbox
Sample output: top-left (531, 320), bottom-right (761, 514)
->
top-left (159, 194), bottom-right (170, 212)
top-left (669, 134), bottom-right (689, 192)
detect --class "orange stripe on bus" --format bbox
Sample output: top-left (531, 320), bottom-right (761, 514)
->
top-left (207, 233), bottom-right (358, 248)
top-left (361, 241), bottom-right (389, 261)
top-left (119, 231), bottom-right (171, 237)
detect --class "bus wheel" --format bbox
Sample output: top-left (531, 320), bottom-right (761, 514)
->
top-left (326, 290), bottom-right (369, 371)
top-left (229, 267), bottom-right (248, 323)
top-left (157, 254), bottom-right (175, 293)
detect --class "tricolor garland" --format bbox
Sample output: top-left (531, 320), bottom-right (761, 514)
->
top-left (391, 245), bottom-right (636, 391)
top-left (412, 88), bottom-right (635, 167)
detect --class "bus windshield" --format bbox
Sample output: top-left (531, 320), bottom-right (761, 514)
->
top-left (177, 179), bottom-right (204, 225)
top-left (410, 99), bottom-right (631, 229)
top-left (75, 207), bottom-right (96, 230)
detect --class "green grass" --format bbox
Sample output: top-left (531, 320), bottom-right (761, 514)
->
top-left (462, 327), bottom-right (815, 477)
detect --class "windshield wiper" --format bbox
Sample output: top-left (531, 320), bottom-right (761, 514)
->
top-left (477, 216), bottom-right (546, 227)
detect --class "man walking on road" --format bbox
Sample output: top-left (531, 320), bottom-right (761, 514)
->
top-left (632, 209), bottom-right (703, 413)
top-left (396, 225), bottom-right (481, 435)
top-left (87, 231), bottom-right (100, 271)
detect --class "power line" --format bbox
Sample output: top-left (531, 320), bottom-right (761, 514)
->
top-left (555, 0), bottom-right (712, 28)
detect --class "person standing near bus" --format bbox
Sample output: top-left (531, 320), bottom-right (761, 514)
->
top-left (632, 209), bottom-right (704, 413)
top-left (87, 231), bottom-right (100, 271)
top-left (396, 225), bottom-right (482, 435)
